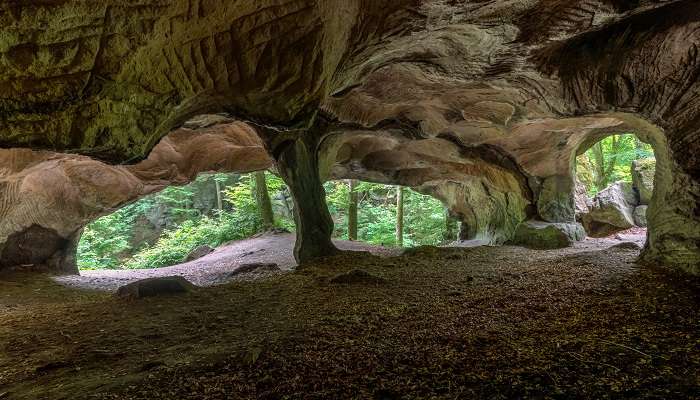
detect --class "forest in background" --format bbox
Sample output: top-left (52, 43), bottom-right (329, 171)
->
top-left (78, 134), bottom-right (654, 270)
top-left (576, 134), bottom-right (654, 195)
top-left (78, 173), bottom-right (452, 270)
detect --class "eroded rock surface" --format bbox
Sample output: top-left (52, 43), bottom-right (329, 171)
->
top-left (582, 182), bottom-right (637, 237)
top-left (0, 1), bottom-right (699, 273)
top-left (632, 159), bottom-right (656, 206)
top-left (0, 120), bottom-right (271, 272)
top-left (510, 221), bottom-right (586, 250)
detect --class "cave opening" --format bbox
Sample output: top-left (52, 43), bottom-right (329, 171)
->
top-left (574, 132), bottom-right (656, 244)
top-left (76, 172), bottom-right (456, 272)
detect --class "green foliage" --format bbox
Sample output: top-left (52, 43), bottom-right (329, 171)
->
top-left (79, 172), bottom-right (452, 270)
top-left (123, 213), bottom-right (253, 269)
top-left (576, 134), bottom-right (654, 195)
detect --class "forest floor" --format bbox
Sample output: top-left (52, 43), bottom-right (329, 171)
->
top-left (1, 232), bottom-right (698, 399)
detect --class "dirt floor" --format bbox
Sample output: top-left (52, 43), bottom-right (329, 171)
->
top-left (54, 233), bottom-right (401, 290)
top-left (1, 233), bottom-right (698, 399)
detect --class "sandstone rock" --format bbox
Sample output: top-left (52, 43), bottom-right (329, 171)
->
top-left (116, 277), bottom-right (196, 300)
top-left (581, 182), bottom-right (637, 237)
top-left (0, 121), bottom-right (272, 272)
top-left (185, 245), bottom-right (214, 263)
top-left (574, 180), bottom-right (592, 221)
top-left (0, 1), bottom-right (699, 274)
top-left (631, 159), bottom-right (655, 205)
top-left (633, 206), bottom-right (648, 227)
top-left (510, 221), bottom-right (586, 249)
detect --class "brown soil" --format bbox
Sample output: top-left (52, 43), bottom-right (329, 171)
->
top-left (0, 235), bottom-right (697, 399)
top-left (54, 232), bottom-right (401, 291)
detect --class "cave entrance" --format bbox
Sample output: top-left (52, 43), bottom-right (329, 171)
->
top-left (77, 173), bottom-right (455, 272)
top-left (574, 133), bottom-right (656, 242)
top-left (324, 180), bottom-right (458, 248)
top-left (76, 170), bottom-right (294, 271)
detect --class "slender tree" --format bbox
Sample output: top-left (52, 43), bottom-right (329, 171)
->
top-left (214, 177), bottom-right (223, 212)
top-left (347, 179), bottom-right (358, 240)
top-left (591, 135), bottom-right (623, 191)
top-left (443, 207), bottom-right (458, 242)
top-left (396, 186), bottom-right (404, 246)
top-left (254, 171), bottom-right (275, 230)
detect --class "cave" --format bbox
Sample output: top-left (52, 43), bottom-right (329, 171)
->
top-left (0, 2), bottom-right (699, 398)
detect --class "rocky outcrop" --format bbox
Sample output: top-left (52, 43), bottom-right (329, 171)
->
top-left (0, 1), bottom-right (699, 273)
top-left (116, 276), bottom-right (196, 300)
top-left (510, 221), bottom-right (586, 250)
top-left (574, 180), bottom-right (592, 221)
top-left (581, 182), bottom-right (637, 237)
top-left (634, 206), bottom-right (648, 227)
top-left (0, 120), bottom-right (272, 272)
top-left (631, 159), bottom-right (655, 206)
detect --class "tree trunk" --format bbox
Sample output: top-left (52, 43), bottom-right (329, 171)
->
top-left (443, 207), bottom-right (458, 242)
top-left (347, 179), bottom-right (358, 241)
top-left (396, 186), bottom-right (404, 247)
top-left (254, 171), bottom-right (275, 230)
top-left (265, 122), bottom-right (338, 264)
top-left (214, 178), bottom-right (223, 212)
top-left (591, 141), bottom-right (607, 191)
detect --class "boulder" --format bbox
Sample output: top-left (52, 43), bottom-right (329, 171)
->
top-left (631, 159), bottom-right (655, 205)
top-left (185, 245), bottom-right (214, 262)
top-left (510, 220), bottom-right (586, 249)
top-left (633, 205), bottom-right (648, 227)
top-left (581, 181), bottom-right (637, 237)
top-left (116, 276), bottom-right (196, 300)
top-left (574, 180), bottom-right (592, 221)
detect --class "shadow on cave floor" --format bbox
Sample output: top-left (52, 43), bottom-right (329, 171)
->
top-left (2, 234), bottom-right (697, 399)
top-left (58, 232), bottom-right (402, 291)
top-left (57, 230), bottom-right (646, 292)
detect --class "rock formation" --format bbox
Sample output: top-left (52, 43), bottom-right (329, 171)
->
top-left (632, 159), bottom-right (656, 206)
top-left (0, 120), bottom-right (271, 273)
top-left (0, 1), bottom-right (699, 273)
top-left (581, 182), bottom-right (637, 237)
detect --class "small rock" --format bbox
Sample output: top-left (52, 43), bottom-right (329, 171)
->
top-left (402, 245), bottom-right (440, 257)
top-left (184, 245), bottom-right (214, 262)
top-left (510, 220), bottom-right (585, 249)
top-left (229, 263), bottom-right (280, 277)
top-left (116, 276), bottom-right (196, 300)
top-left (610, 242), bottom-right (642, 251)
top-left (329, 269), bottom-right (387, 285)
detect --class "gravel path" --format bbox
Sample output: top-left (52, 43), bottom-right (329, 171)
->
top-left (53, 230), bottom-right (646, 291)
top-left (54, 232), bottom-right (402, 291)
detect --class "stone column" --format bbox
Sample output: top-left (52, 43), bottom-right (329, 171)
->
top-left (260, 118), bottom-right (339, 263)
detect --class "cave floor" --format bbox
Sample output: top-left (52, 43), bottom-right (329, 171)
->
top-left (0, 239), bottom-right (698, 399)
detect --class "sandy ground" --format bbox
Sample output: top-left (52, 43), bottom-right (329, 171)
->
top-left (55, 233), bottom-right (401, 291)
top-left (1, 228), bottom-right (697, 399)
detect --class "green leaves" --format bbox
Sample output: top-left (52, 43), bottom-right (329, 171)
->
top-left (576, 134), bottom-right (655, 195)
top-left (78, 173), bottom-right (453, 270)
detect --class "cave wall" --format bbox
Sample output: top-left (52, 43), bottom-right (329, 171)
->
top-left (0, 120), bottom-right (271, 272)
top-left (0, 1), bottom-right (699, 273)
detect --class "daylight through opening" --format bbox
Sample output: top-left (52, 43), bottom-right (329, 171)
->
top-left (77, 173), bottom-right (454, 271)
top-left (574, 133), bottom-right (656, 241)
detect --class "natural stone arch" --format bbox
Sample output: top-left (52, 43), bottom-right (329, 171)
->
top-left (320, 129), bottom-right (533, 245)
top-left (570, 115), bottom-right (699, 274)
top-left (0, 119), bottom-right (272, 273)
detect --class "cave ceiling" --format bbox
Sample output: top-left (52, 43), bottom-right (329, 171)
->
top-left (0, 1), bottom-right (697, 179)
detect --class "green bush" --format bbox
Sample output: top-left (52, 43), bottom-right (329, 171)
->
top-left (78, 173), bottom-right (452, 270)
